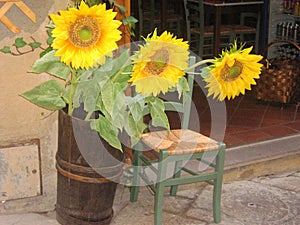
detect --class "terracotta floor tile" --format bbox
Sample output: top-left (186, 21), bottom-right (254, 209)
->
top-left (259, 125), bottom-right (299, 138)
top-left (226, 125), bottom-right (252, 134)
top-left (234, 129), bottom-right (273, 143)
top-left (228, 117), bottom-right (261, 128)
top-left (261, 118), bottom-right (287, 127)
top-left (232, 108), bottom-right (266, 119)
top-left (283, 122), bottom-right (300, 132)
top-left (223, 134), bottom-right (246, 147)
top-left (192, 89), bottom-right (300, 147)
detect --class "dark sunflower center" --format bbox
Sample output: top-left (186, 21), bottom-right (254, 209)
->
top-left (69, 17), bottom-right (100, 48)
top-left (221, 60), bottom-right (243, 82)
top-left (144, 48), bottom-right (169, 76)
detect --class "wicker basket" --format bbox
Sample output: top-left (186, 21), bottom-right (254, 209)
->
top-left (255, 40), bottom-right (300, 104)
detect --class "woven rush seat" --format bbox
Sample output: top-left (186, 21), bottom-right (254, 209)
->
top-left (142, 129), bottom-right (220, 155)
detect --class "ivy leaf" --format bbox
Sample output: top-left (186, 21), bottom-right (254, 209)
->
top-left (114, 2), bottom-right (127, 14)
top-left (20, 80), bottom-right (66, 110)
top-left (29, 50), bottom-right (70, 80)
top-left (0, 46), bottom-right (11, 53)
top-left (14, 38), bottom-right (27, 48)
top-left (40, 46), bottom-right (53, 58)
top-left (47, 37), bottom-right (54, 45)
top-left (90, 115), bottom-right (122, 151)
top-left (122, 16), bottom-right (138, 26)
top-left (29, 42), bottom-right (42, 49)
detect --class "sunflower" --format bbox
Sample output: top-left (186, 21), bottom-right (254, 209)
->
top-left (204, 43), bottom-right (263, 101)
top-left (50, 1), bottom-right (122, 69)
top-left (129, 29), bottom-right (189, 96)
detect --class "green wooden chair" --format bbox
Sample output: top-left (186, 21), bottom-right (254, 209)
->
top-left (129, 56), bottom-right (226, 225)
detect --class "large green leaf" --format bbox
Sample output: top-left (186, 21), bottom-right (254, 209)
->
top-left (20, 80), bottom-right (66, 110)
top-left (111, 84), bottom-right (127, 130)
top-left (124, 113), bottom-right (147, 147)
top-left (126, 95), bottom-right (145, 122)
top-left (73, 78), bottom-right (100, 112)
top-left (101, 80), bottom-right (114, 113)
top-left (146, 96), bottom-right (170, 131)
top-left (90, 115), bottom-right (122, 151)
top-left (29, 50), bottom-right (70, 80)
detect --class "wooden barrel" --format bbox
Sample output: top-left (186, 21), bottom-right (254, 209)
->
top-left (56, 109), bottom-right (124, 225)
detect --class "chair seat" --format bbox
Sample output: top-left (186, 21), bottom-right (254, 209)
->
top-left (141, 129), bottom-right (220, 155)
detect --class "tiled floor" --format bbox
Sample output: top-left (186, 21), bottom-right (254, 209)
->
top-left (192, 86), bottom-right (300, 147)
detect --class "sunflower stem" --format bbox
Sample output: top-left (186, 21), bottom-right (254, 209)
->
top-left (186, 59), bottom-right (215, 71)
top-left (67, 69), bottom-right (78, 116)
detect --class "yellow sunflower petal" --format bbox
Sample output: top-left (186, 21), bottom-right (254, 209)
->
top-left (204, 43), bottom-right (263, 101)
top-left (132, 77), bottom-right (176, 96)
top-left (50, 1), bottom-right (121, 69)
top-left (130, 29), bottom-right (190, 96)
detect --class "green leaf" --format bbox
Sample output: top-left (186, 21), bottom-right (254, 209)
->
top-left (40, 46), bottom-right (53, 58)
top-left (114, 2), bottom-right (127, 14)
top-left (110, 49), bottom-right (132, 79)
top-left (101, 80), bottom-right (114, 113)
top-left (176, 76), bottom-right (190, 102)
top-left (14, 38), bottom-right (27, 48)
top-left (200, 66), bottom-right (212, 79)
top-left (146, 96), bottom-right (170, 131)
top-left (90, 116), bottom-right (122, 151)
top-left (20, 80), bottom-right (66, 110)
top-left (0, 46), bottom-right (11, 53)
top-left (73, 78), bottom-right (100, 112)
top-left (29, 42), bottom-right (41, 49)
top-left (122, 16), bottom-right (138, 26)
top-left (29, 50), bottom-right (70, 80)
top-left (124, 113), bottom-right (147, 146)
top-left (111, 84), bottom-right (127, 130)
top-left (126, 95), bottom-right (145, 122)
top-left (47, 37), bottom-right (54, 45)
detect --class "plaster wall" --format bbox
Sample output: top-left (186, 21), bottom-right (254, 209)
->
top-left (0, 0), bottom-right (130, 214)
top-left (0, 0), bottom-right (69, 214)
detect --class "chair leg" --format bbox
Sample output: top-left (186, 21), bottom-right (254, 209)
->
top-left (213, 144), bottom-right (226, 223)
top-left (154, 150), bottom-right (168, 225)
top-left (170, 160), bottom-right (183, 196)
top-left (130, 142), bottom-right (143, 202)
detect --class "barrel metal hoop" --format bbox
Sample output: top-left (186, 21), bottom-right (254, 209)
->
top-left (56, 163), bottom-right (123, 183)
top-left (56, 154), bottom-right (124, 174)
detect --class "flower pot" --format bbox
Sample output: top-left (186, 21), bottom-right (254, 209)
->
top-left (56, 109), bottom-right (124, 225)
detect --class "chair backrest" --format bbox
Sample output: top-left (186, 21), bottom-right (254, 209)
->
top-left (159, 56), bottom-right (196, 129)
top-left (131, 56), bottom-right (196, 131)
